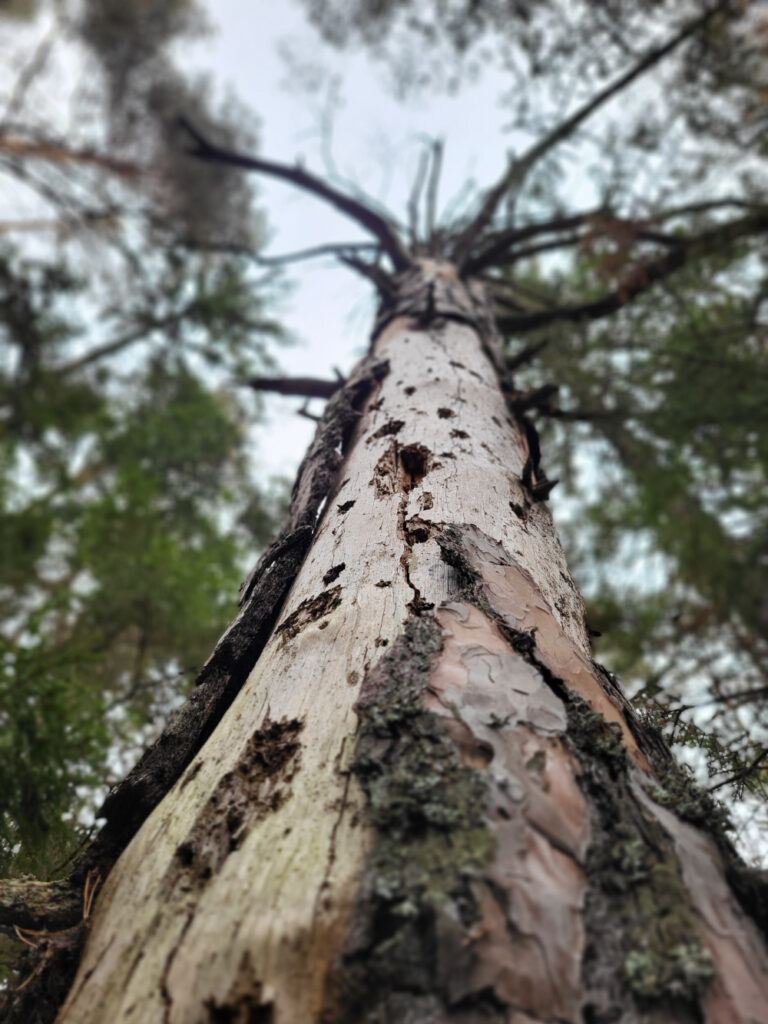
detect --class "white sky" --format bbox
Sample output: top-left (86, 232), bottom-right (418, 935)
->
top-left (180, 1), bottom-right (563, 480)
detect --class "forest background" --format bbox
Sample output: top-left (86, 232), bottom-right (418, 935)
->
top-left (0, 0), bottom-right (766, 961)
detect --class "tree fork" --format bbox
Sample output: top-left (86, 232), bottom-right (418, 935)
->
top-left (7, 262), bottom-right (768, 1024)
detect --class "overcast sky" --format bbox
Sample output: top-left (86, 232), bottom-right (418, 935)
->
top-left (181, 2), bottom-right (564, 480)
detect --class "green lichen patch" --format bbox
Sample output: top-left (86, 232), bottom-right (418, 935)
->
top-left (649, 766), bottom-right (731, 835)
top-left (566, 703), bottom-right (714, 1020)
top-left (565, 697), bottom-right (629, 772)
top-left (325, 615), bottom-right (496, 1023)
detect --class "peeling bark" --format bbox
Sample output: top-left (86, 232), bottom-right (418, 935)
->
top-left (9, 260), bottom-right (768, 1024)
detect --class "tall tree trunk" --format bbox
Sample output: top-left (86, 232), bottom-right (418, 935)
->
top-left (53, 262), bottom-right (768, 1022)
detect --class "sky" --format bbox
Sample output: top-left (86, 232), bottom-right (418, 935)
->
top-left (179, 1), bottom-right (558, 480)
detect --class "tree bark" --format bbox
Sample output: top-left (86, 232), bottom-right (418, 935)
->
top-left (43, 262), bottom-right (768, 1022)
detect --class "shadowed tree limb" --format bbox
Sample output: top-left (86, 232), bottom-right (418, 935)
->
top-left (497, 210), bottom-right (768, 333)
top-left (708, 750), bottom-right (768, 793)
top-left (0, 130), bottom-right (141, 178)
top-left (504, 338), bottom-right (551, 371)
top-left (178, 116), bottom-right (412, 272)
top-left (0, 879), bottom-right (82, 934)
top-left (244, 376), bottom-right (343, 400)
top-left (467, 196), bottom-right (765, 275)
top-left (337, 252), bottom-right (395, 293)
top-left (466, 210), bottom-right (604, 274)
top-left (175, 237), bottom-right (380, 267)
top-left (453, 0), bottom-right (731, 267)
top-left (54, 312), bottom-right (191, 378)
top-left (491, 225), bottom-right (686, 268)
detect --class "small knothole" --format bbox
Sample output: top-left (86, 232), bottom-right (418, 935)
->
top-left (337, 499), bottom-right (355, 514)
top-left (176, 842), bottom-right (196, 866)
top-left (399, 443), bottom-right (432, 491)
top-left (450, 428), bottom-right (470, 440)
top-left (403, 385), bottom-right (416, 396)
top-left (472, 741), bottom-right (495, 767)
top-left (375, 579), bottom-right (392, 587)
top-left (437, 407), bottom-right (455, 419)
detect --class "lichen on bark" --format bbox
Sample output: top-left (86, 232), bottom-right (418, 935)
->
top-left (324, 615), bottom-right (497, 1023)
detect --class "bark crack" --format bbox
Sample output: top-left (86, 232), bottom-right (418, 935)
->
top-left (312, 771), bottom-right (353, 929)
top-left (160, 911), bottom-right (194, 1024)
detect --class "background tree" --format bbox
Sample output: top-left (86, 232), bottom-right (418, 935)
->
top-left (0, 0), bottom-right (284, 889)
top-left (297, 0), bottom-right (768, 837)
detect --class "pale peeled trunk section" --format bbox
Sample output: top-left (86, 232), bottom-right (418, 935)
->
top-left (59, 303), bottom-right (588, 1023)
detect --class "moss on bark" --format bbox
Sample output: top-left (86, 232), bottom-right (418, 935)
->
top-left (324, 615), bottom-right (497, 1023)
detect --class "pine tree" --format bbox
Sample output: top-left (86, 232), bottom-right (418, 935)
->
top-left (3, 2), bottom-right (768, 1021)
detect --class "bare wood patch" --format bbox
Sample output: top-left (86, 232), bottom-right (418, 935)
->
top-left (164, 719), bottom-right (302, 897)
top-left (275, 586), bottom-right (342, 643)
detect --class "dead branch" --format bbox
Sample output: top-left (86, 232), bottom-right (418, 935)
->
top-left (175, 237), bottom-right (380, 267)
top-left (0, 879), bottom-right (81, 934)
top-left (1, 27), bottom-right (57, 125)
top-left (0, 131), bottom-right (141, 178)
top-left (407, 145), bottom-right (430, 245)
top-left (178, 117), bottom-right (412, 272)
top-left (467, 198), bottom-right (764, 274)
top-left (505, 339), bottom-right (550, 371)
top-left (452, 0), bottom-right (730, 266)
top-left (245, 375), bottom-right (343, 400)
top-left (466, 210), bottom-right (604, 274)
top-left (497, 210), bottom-right (768, 333)
top-left (337, 252), bottom-right (395, 293)
top-left (54, 312), bottom-right (188, 378)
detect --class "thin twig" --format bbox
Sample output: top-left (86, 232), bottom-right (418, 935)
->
top-left (466, 210), bottom-right (604, 274)
top-left (55, 312), bottom-right (187, 377)
top-left (337, 252), bottom-right (394, 293)
top-left (708, 749), bottom-right (768, 792)
top-left (425, 138), bottom-right (443, 252)
top-left (497, 210), bottom-right (768, 333)
top-left (0, 131), bottom-right (141, 178)
top-left (244, 376), bottom-right (342, 400)
top-left (178, 116), bottom-right (411, 271)
top-left (453, 0), bottom-right (730, 266)
top-left (1, 26), bottom-right (58, 125)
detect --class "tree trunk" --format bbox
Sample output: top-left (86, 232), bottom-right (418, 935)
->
top-left (54, 262), bottom-right (768, 1023)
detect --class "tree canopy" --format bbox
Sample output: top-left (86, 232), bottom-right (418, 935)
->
top-left (0, 0), bottom-right (767, 1011)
